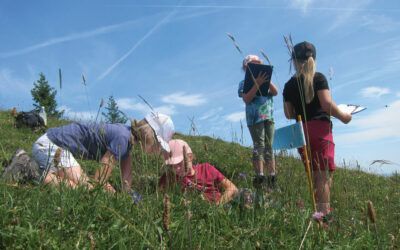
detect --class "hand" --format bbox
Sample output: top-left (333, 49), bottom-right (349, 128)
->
top-left (254, 72), bottom-right (268, 87)
top-left (340, 113), bottom-right (352, 124)
top-left (104, 182), bottom-right (116, 193)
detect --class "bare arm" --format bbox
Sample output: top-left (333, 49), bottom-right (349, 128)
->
top-left (95, 150), bottom-right (116, 193)
top-left (317, 89), bottom-right (352, 124)
top-left (217, 178), bottom-right (239, 205)
top-left (241, 72), bottom-right (268, 104)
top-left (95, 151), bottom-right (115, 182)
top-left (283, 101), bottom-right (296, 120)
top-left (268, 81), bottom-right (278, 96)
top-left (120, 153), bottom-right (132, 192)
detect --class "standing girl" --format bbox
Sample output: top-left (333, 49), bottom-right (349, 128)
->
top-left (283, 41), bottom-right (351, 220)
top-left (238, 55), bottom-right (278, 190)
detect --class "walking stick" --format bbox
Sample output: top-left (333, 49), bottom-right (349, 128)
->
top-left (298, 115), bottom-right (317, 212)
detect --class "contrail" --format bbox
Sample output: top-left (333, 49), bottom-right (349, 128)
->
top-left (0, 16), bottom-right (159, 58)
top-left (106, 4), bottom-right (400, 12)
top-left (97, 6), bottom-right (178, 81)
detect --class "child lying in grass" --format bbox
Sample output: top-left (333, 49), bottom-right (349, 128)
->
top-left (159, 139), bottom-right (238, 205)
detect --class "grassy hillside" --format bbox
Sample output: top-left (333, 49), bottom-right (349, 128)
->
top-left (0, 110), bottom-right (399, 249)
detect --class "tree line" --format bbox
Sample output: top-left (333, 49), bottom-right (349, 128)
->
top-left (30, 73), bottom-right (127, 123)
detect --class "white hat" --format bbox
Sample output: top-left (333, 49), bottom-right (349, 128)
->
top-left (145, 112), bottom-right (175, 152)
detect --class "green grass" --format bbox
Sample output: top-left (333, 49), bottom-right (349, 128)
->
top-left (0, 110), bottom-right (399, 249)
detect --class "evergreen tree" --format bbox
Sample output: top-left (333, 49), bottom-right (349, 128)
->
top-left (102, 95), bottom-right (128, 124)
top-left (31, 73), bottom-right (63, 118)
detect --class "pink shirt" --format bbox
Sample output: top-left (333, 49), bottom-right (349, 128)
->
top-left (159, 163), bottom-right (226, 203)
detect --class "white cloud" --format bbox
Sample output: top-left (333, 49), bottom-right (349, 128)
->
top-left (397, 92), bottom-right (400, 97)
top-left (335, 100), bottom-right (400, 145)
top-left (0, 68), bottom-right (32, 95)
top-left (116, 98), bottom-right (176, 116)
top-left (224, 111), bottom-right (245, 123)
top-left (117, 98), bottom-right (149, 112)
top-left (326, 0), bottom-right (372, 31)
top-left (290, 0), bottom-right (314, 13)
top-left (360, 14), bottom-right (399, 33)
top-left (161, 92), bottom-right (206, 107)
top-left (97, 8), bottom-right (177, 80)
top-left (360, 86), bottom-right (390, 98)
top-left (0, 14), bottom-right (166, 59)
top-left (59, 105), bottom-right (94, 121)
top-left (199, 107), bottom-right (223, 120)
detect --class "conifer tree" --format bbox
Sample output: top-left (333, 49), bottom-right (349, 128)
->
top-left (102, 95), bottom-right (128, 124)
top-left (31, 73), bottom-right (63, 118)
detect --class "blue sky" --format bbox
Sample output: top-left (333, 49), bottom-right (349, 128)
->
top-left (1, 0), bottom-right (399, 175)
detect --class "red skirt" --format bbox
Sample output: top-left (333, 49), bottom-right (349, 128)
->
top-left (298, 120), bottom-right (335, 171)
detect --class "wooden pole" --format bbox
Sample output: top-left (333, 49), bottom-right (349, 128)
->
top-left (298, 115), bottom-right (317, 212)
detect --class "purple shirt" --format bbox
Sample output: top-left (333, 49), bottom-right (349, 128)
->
top-left (47, 122), bottom-right (132, 161)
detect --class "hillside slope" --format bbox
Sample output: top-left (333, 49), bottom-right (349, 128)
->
top-left (0, 110), bottom-right (399, 249)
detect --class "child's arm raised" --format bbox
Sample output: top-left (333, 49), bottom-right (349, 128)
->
top-left (217, 178), bottom-right (239, 205)
top-left (268, 81), bottom-right (278, 96)
top-left (242, 72), bottom-right (268, 104)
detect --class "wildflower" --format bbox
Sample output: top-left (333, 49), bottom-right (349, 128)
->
top-left (312, 211), bottom-right (324, 222)
top-left (131, 191), bottom-right (142, 205)
top-left (238, 172), bottom-right (247, 180)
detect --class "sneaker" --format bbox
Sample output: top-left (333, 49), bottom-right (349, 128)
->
top-left (1, 149), bottom-right (40, 183)
top-left (267, 175), bottom-right (277, 189)
top-left (253, 175), bottom-right (267, 190)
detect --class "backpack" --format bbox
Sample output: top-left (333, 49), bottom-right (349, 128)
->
top-left (1, 149), bottom-right (41, 184)
top-left (15, 111), bottom-right (45, 130)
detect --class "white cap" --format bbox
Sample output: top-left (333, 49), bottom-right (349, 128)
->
top-left (145, 112), bottom-right (175, 152)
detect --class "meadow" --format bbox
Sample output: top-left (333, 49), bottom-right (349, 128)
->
top-left (0, 110), bottom-right (399, 249)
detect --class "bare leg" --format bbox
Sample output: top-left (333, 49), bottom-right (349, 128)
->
top-left (266, 157), bottom-right (276, 175)
top-left (253, 160), bottom-right (264, 176)
top-left (313, 170), bottom-right (332, 215)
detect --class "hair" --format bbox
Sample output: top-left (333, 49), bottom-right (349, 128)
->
top-left (294, 57), bottom-right (316, 104)
top-left (242, 55), bottom-right (262, 72)
top-left (130, 119), bottom-right (158, 152)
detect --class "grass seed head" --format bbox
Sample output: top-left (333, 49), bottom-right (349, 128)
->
top-left (163, 194), bottom-right (171, 231)
top-left (204, 143), bottom-right (208, 152)
top-left (367, 200), bottom-right (376, 223)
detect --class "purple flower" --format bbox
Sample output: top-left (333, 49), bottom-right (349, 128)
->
top-left (312, 211), bottom-right (324, 221)
top-left (131, 191), bottom-right (142, 204)
top-left (239, 172), bottom-right (247, 180)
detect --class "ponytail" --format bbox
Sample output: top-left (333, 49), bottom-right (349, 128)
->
top-left (294, 57), bottom-right (316, 104)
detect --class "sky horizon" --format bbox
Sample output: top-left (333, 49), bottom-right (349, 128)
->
top-left (1, 0), bottom-right (399, 175)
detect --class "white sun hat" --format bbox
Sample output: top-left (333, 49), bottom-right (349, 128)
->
top-left (145, 112), bottom-right (175, 152)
